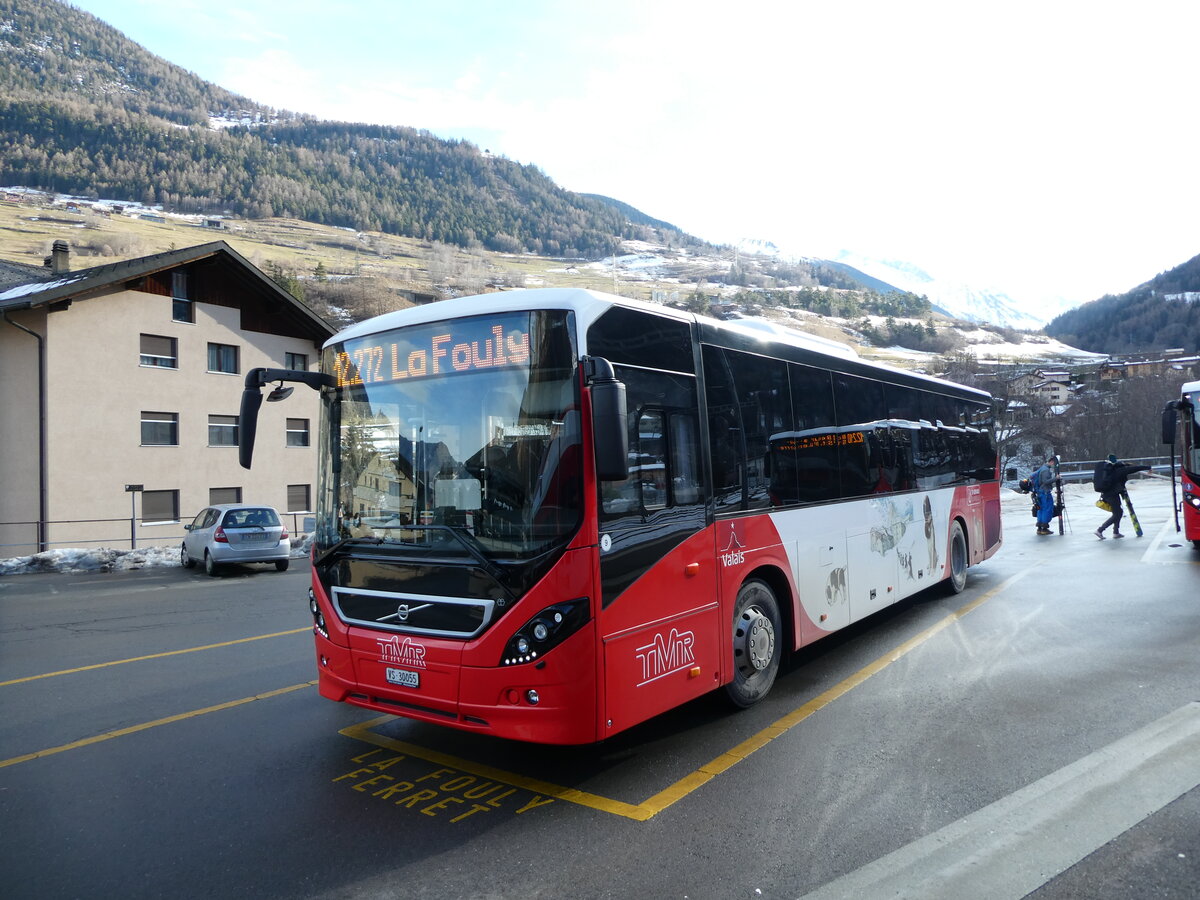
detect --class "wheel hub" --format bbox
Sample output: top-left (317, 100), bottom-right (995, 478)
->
top-left (737, 606), bottom-right (775, 672)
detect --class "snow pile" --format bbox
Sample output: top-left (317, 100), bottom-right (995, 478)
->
top-left (0, 534), bottom-right (313, 576)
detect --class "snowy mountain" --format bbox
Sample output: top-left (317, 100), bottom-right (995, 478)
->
top-left (736, 238), bottom-right (781, 256)
top-left (831, 251), bottom-right (1050, 329)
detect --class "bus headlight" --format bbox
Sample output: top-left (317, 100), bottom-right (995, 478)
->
top-left (501, 597), bottom-right (590, 666)
top-left (1184, 491), bottom-right (1200, 511)
top-left (309, 587), bottom-right (329, 639)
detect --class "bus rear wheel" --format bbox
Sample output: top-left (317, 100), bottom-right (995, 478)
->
top-left (724, 578), bottom-right (782, 709)
top-left (947, 521), bottom-right (968, 594)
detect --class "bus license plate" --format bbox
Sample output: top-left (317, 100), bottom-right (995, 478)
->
top-left (385, 667), bottom-right (419, 688)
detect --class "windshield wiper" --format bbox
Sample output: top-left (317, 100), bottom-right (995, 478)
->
top-left (313, 535), bottom-right (385, 567)
top-left (402, 524), bottom-right (508, 583)
top-left (314, 527), bottom-right (507, 585)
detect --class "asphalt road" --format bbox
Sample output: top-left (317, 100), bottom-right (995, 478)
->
top-left (1, 480), bottom-right (1198, 900)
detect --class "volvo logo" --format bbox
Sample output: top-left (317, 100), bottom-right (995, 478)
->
top-left (377, 601), bottom-right (433, 625)
top-left (397, 602), bottom-right (432, 622)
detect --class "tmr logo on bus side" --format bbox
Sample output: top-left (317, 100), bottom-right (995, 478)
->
top-left (377, 635), bottom-right (428, 669)
top-left (720, 527), bottom-right (746, 568)
top-left (635, 628), bottom-right (696, 686)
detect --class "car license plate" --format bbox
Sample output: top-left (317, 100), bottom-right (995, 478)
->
top-left (239, 532), bottom-right (268, 542)
top-left (385, 667), bottom-right (419, 688)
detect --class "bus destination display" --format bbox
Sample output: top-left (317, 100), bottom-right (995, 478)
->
top-left (334, 316), bottom-right (532, 387)
top-left (774, 431), bottom-right (865, 452)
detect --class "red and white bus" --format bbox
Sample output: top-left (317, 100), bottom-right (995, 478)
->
top-left (1163, 380), bottom-right (1200, 548)
top-left (240, 288), bottom-right (1002, 744)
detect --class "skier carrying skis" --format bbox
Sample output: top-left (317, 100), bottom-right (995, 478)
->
top-left (1094, 454), bottom-right (1150, 539)
top-left (1031, 454), bottom-right (1059, 535)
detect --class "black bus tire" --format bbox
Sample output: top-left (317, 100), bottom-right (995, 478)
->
top-left (724, 578), bottom-right (782, 709)
top-left (946, 520), bottom-right (968, 594)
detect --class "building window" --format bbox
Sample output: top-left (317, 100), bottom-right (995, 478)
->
top-left (208, 415), bottom-right (239, 446)
top-left (141, 490), bottom-right (179, 524)
top-left (286, 418), bottom-right (311, 447)
top-left (286, 352), bottom-right (308, 371)
top-left (207, 343), bottom-right (239, 374)
top-left (141, 411), bottom-right (179, 446)
top-left (209, 486), bottom-right (242, 505)
top-left (140, 334), bottom-right (178, 368)
top-left (287, 484), bottom-right (311, 512)
top-left (172, 271), bottom-right (193, 323)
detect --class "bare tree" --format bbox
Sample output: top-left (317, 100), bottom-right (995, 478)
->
top-left (1064, 374), bottom-right (1193, 461)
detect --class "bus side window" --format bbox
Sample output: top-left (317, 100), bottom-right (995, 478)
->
top-left (669, 413), bottom-right (701, 504)
top-left (601, 367), bottom-right (704, 517)
top-left (788, 364), bottom-right (838, 504)
top-left (703, 346), bottom-right (743, 513)
top-left (637, 410), bottom-right (668, 511)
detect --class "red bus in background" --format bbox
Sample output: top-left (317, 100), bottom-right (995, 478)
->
top-left (240, 288), bottom-right (1003, 744)
top-left (1164, 380), bottom-right (1200, 548)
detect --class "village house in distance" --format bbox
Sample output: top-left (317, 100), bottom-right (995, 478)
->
top-left (0, 240), bottom-right (334, 556)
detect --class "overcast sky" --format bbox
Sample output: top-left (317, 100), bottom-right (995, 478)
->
top-left (67, 0), bottom-right (1200, 311)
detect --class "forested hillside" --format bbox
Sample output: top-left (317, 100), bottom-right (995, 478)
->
top-left (0, 0), bottom-right (687, 257)
top-left (1045, 253), bottom-right (1200, 354)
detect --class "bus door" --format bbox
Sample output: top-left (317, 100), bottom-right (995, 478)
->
top-left (596, 402), bottom-right (718, 736)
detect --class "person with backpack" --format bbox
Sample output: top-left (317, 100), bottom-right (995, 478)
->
top-left (1094, 454), bottom-right (1151, 539)
top-left (1030, 454), bottom-right (1059, 535)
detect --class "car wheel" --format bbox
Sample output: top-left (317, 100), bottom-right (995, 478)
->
top-left (204, 551), bottom-right (220, 577)
top-left (180, 544), bottom-right (195, 569)
top-left (723, 578), bottom-right (783, 709)
top-left (275, 559), bottom-right (289, 572)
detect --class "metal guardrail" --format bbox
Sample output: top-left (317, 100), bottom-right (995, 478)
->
top-left (0, 512), bottom-right (314, 556)
top-left (1005, 457), bottom-right (1173, 485)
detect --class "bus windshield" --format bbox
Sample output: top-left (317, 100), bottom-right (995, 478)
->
top-left (1185, 389), bottom-right (1200, 477)
top-left (316, 309), bottom-right (581, 561)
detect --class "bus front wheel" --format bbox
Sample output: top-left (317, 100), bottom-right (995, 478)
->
top-left (724, 578), bottom-right (782, 709)
top-left (947, 521), bottom-right (968, 594)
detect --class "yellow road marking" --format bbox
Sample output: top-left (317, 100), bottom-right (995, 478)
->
top-left (345, 569), bottom-right (1034, 820)
top-left (0, 682), bottom-right (317, 769)
top-left (340, 716), bottom-right (653, 820)
top-left (0, 628), bottom-right (311, 687)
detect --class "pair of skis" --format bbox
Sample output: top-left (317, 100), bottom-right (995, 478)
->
top-left (1120, 489), bottom-right (1144, 537)
top-left (1052, 460), bottom-right (1065, 535)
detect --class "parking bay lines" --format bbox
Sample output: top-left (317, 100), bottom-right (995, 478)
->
top-left (0, 627), bottom-right (311, 687)
top-left (344, 568), bottom-right (1036, 822)
top-left (0, 681), bottom-right (317, 769)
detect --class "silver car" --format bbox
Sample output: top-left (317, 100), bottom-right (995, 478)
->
top-left (181, 504), bottom-right (291, 576)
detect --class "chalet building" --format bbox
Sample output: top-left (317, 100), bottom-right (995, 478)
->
top-left (0, 240), bottom-right (334, 556)
top-left (1004, 370), bottom-right (1075, 406)
top-left (1100, 357), bottom-right (1200, 381)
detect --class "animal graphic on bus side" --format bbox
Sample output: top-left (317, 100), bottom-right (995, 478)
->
top-left (825, 566), bottom-right (847, 606)
top-left (923, 496), bottom-right (939, 574)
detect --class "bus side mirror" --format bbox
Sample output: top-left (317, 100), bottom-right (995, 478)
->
top-left (239, 376), bottom-right (266, 469)
top-left (585, 357), bottom-right (629, 481)
top-left (239, 367), bottom-right (336, 469)
top-left (1162, 401), bottom-right (1181, 445)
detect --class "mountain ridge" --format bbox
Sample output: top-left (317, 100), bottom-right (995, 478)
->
top-left (4, 0), bottom-right (1195, 338)
top-left (1045, 253), bottom-right (1200, 354)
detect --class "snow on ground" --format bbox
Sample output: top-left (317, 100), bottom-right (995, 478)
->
top-left (954, 330), bottom-right (1106, 362)
top-left (1, 478), bottom-right (1174, 577)
top-left (0, 535), bottom-right (313, 576)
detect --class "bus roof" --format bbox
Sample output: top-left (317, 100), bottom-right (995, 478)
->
top-left (326, 288), bottom-right (648, 348)
top-left (326, 287), bottom-right (989, 401)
